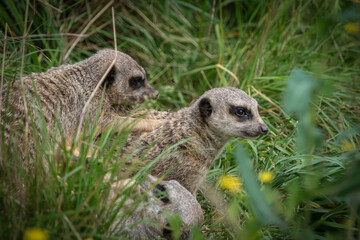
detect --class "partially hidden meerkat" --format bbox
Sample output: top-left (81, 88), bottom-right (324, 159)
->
top-left (1, 49), bottom-right (160, 160)
top-left (108, 174), bottom-right (203, 239)
top-left (121, 87), bottom-right (269, 194)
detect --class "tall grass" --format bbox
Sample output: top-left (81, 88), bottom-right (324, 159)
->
top-left (1, 0), bottom-right (359, 239)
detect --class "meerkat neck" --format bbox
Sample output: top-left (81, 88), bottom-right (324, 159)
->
top-left (183, 109), bottom-right (230, 166)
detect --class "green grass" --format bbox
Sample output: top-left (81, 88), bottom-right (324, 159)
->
top-left (1, 0), bottom-right (359, 239)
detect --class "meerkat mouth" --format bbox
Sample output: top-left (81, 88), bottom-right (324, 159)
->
top-left (127, 96), bottom-right (145, 104)
top-left (240, 131), bottom-right (260, 139)
top-left (136, 97), bottom-right (145, 104)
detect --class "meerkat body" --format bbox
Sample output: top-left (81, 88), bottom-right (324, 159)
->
top-left (122, 87), bottom-right (268, 194)
top-left (1, 49), bottom-right (159, 158)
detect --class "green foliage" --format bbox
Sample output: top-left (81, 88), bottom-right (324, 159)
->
top-left (1, 0), bottom-right (359, 239)
top-left (234, 145), bottom-right (284, 227)
top-left (284, 69), bottom-right (323, 153)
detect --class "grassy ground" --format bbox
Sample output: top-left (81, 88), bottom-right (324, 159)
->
top-left (1, 0), bottom-right (359, 239)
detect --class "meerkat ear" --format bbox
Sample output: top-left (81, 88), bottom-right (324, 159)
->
top-left (102, 66), bottom-right (116, 88)
top-left (199, 97), bottom-right (212, 119)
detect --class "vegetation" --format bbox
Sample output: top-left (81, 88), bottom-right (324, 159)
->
top-left (1, 0), bottom-right (359, 239)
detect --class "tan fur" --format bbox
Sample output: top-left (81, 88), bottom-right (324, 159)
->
top-left (1, 49), bottom-right (160, 160)
top-left (121, 87), bottom-right (269, 194)
top-left (108, 175), bottom-right (203, 239)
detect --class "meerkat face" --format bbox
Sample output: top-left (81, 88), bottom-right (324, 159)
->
top-left (102, 51), bottom-right (158, 104)
top-left (198, 87), bottom-right (268, 139)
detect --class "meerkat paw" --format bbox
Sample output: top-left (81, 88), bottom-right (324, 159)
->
top-left (133, 118), bottom-right (162, 132)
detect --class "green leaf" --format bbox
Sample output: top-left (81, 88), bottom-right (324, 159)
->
top-left (284, 69), bottom-right (318, 116)
top-left (234, 145), bottom-right (284, 227)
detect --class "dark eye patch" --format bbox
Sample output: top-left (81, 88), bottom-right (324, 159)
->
top-left (229, 105), bottom-right (252, 121)
top-left (129, 76), bottom-right (144, 89)
top-left (153, 184), bottom-right (170, 204)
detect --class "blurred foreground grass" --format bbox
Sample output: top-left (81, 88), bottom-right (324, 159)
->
top-left (0, 0), bottom-right (359, 239)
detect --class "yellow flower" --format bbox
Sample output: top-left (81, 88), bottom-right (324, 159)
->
top-left (84, 238), bottom-right (94, 240)
top-left (341, 140), bottom-right (356, 151)
top-left (259, 171), bottom-right (275, 183)
top-left (345, 23), bottom-right (358, 34)
top-left (219, 175), bottom-right (242, 192)
top-left (23, 228), bottom-right (48, 240)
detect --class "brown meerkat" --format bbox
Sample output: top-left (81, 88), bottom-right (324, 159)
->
top-left (108, 174), bottom-right (203, 239)
top-left (1, 49), bottom-right (160, 159)
top-left (120, 87), bottom-right (269, 194)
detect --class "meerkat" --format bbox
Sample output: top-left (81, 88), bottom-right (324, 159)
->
top-left (120, 87), bottom-right (269, 194)
top-left (108, 174), bottom-right (203, 239)
top-left (0, 49), bottom-right (160, 160)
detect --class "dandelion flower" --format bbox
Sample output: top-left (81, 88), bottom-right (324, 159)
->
top-left (23, 228), bottom-right (48, 240)
top-left (219, 175), bottom-right (242, 193)
top-left (345, 23), bottom-right (358, 34)
top-left (259, 171), bottom-right (275, 183)
top-left (341, 140), bottom-right (356, 151)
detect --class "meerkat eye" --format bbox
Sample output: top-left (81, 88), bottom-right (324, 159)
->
top-left (235, 108), bottom-right (247, 117)
top-left (129, 76), bottom-right (144, 90)
top-left (153, 184), bottom-right (170, 204)
top-left (230, 105), bottom-right (252, 120)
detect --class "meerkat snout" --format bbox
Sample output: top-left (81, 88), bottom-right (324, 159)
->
top-left (152, 90), bottom-right (159, 99)
top-left (259, 124), bottom-right (268, 135)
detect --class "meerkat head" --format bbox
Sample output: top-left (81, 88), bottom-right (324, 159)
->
top-left (111, 175), bottom-right (203, 239)
top-left (98, 49), bottom-right (158, 104)
top-left (140, 175), bottom-right (204, 239)
top-left (196, 87), bottom-right (268, 139)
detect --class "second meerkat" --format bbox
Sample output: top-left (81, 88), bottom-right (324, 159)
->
top-left (121, 87), bottom-right (269, 194)
top-left (1, 49), bottom-right (159, 159)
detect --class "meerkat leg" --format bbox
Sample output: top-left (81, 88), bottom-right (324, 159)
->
top-left (130, 109), bottom-right (171, 120)
top-left (63, 139), bottom-right (96, 167)
top-left (101, 115), bottom-right (162, 133)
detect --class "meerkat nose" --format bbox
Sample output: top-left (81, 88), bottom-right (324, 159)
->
top-left (152, 90), bottom-right (159, 99)
top-left (259, 124), bottom-right (269, 135)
